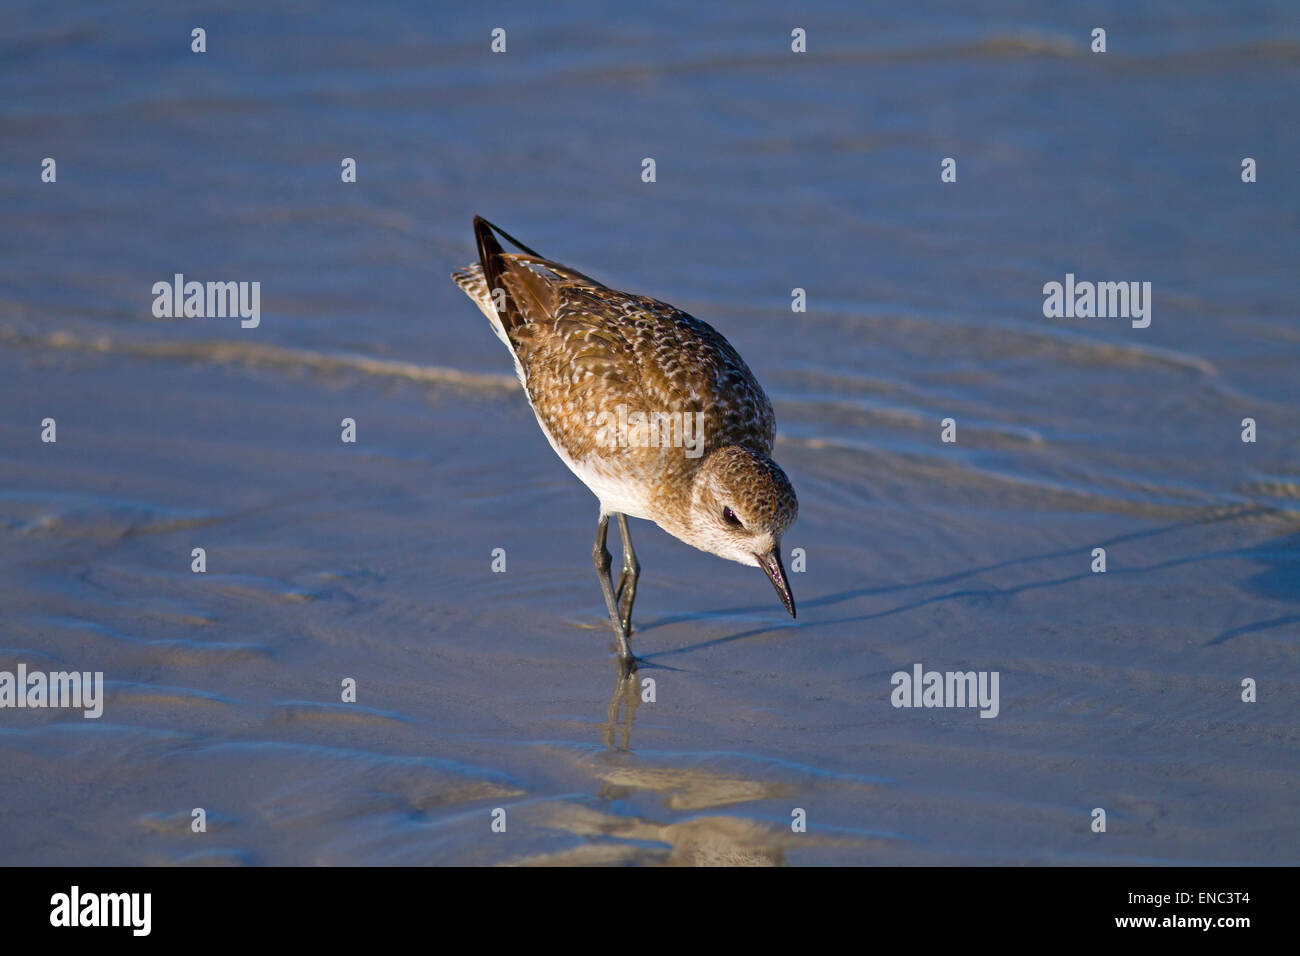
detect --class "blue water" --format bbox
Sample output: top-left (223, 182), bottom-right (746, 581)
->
top-left (1, 1), bottom-right (1297, 864)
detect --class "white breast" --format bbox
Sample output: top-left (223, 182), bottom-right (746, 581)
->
top-left (531, 409), bottom-right (657, 520)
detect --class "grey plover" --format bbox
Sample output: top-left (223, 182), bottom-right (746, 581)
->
top-left (453, 217), bottom-right (798, 669)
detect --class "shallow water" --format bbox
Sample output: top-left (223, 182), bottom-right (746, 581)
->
top-left (1, 1), bottom-right (1298, 864)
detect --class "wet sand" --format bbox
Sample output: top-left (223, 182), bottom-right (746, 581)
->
top-left (1, 1), bottom-right (1298, 864)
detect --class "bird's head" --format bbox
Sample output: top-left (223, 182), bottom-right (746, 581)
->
top-left (684, 445), bottom-right (799, 618)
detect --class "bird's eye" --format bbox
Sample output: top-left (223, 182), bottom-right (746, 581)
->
top-left (722, 507), bottom-right (743, 528)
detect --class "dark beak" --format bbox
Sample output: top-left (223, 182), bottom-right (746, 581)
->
top-left (755, 549), bottom-right (796, 619)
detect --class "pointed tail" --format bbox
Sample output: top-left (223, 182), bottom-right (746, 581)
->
top-left (473, 216), bottom-right (543, 334)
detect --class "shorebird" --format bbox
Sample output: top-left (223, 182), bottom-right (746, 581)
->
top-left (453, 217), bottom-right (797, 670)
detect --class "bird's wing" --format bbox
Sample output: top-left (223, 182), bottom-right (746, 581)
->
top-left (515, 278), bottom-right (777, 460)
top-left (458, 217), bottom-right (776, 461)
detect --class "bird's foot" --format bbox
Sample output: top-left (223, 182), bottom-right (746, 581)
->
top-left (616, 652), bottom-right (644, 677)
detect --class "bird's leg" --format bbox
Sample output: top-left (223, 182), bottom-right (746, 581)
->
top-left (592, 513), bottom-right (635, 669)
top-left (614, 513), bottom-right (640, 636)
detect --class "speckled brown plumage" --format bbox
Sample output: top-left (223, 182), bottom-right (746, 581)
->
top-left (452, 216), bottom-right (798, 662)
